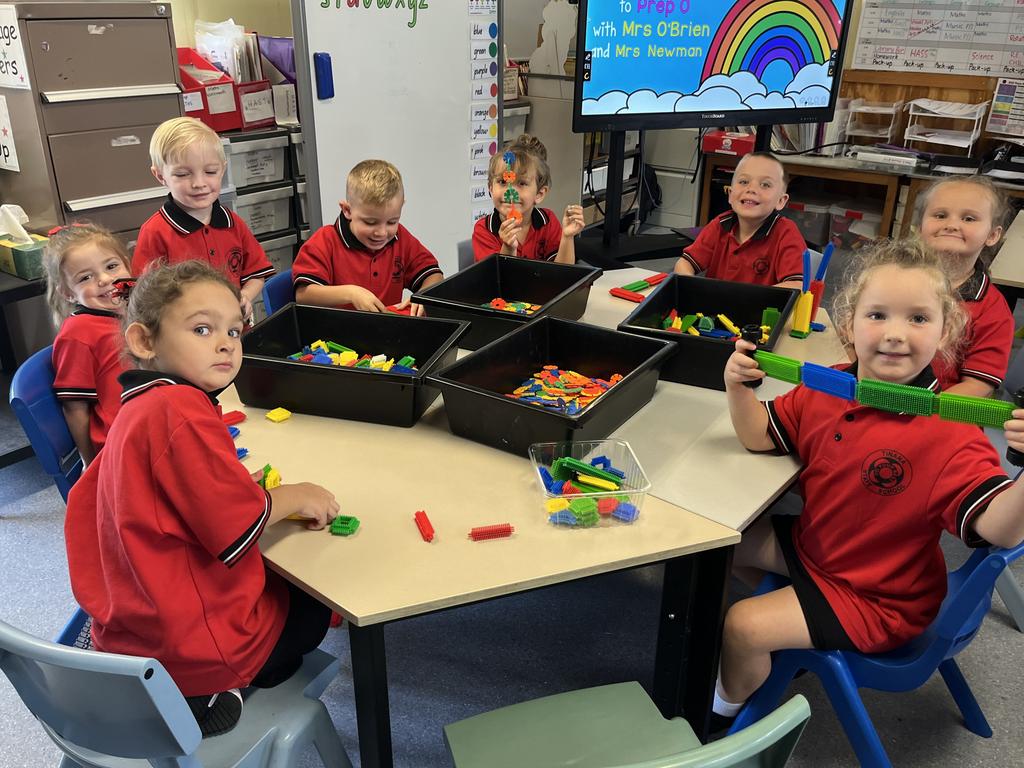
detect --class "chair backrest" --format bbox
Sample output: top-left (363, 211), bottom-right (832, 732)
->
top-left (0, 615), bottom-right (202, 765)
top-left (262, 268), bottom-right (294, 316)
top-left (1002, 343), bottom-right (1024, 396)
top-left (457, 239), bottom-right (474, 270)
top-left (625, 694), bottom-right (810, 768)
top-left (9, 345), bottom-right (82, 502)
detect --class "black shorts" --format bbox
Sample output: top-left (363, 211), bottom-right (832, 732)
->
top-left (771, 515), bottom-right (857, 651)
top-left (250, 580), bottom-right (332, 689)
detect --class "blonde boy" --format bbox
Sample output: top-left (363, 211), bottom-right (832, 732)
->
top-left (292, 160), bottom-right (442, 315)
top-left (674, 152), bottom-right (805, 289)
top-left (133, 117), bottom-right (274, 321)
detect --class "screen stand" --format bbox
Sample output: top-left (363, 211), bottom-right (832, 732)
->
top-left (754, 124), bottom-right (772, 152)
top-left (575, 130), bottom-right (690, 271)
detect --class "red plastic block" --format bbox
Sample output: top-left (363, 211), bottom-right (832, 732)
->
top-left (809, 280), bottom-right (825, 321)
top-left (387, 304), bottom-right (413, 315)
top-left (468, 523), bottom-right (514, 541)
top-left (645, 272), bottom-right (669, 286)
top-left (609, 287), bottom-right (645, 302)
top-left (414, 510), bottom-right (435, 542)
top-left (222, 410), bottom-right (247, 426)
top-left (597, 497), bottom-right (618, 515)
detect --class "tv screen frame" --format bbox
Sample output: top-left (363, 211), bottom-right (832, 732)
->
top-left (571, 0), bottom-right (855, 134)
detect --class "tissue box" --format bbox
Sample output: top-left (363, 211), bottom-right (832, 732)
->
top-left (0, 234), bottom-right (47, 280)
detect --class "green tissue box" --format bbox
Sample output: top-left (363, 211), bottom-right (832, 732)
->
top-left (0, 234), bottom-right (47, 280)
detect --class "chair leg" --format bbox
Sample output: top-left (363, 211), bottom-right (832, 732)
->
top-left (818, 656), bottom-right (893, 768)
top-left (938, 658), bottom-right (992, 738)
top-left (310, 705), bottom-right (352, 768)
top-left (995, 569), bottom-right (1024, 633)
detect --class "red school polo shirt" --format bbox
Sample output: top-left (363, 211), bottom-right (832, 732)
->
top-left (933, 267), bottom-right (1013, 390)
top-left (292, 214), bottom-right (442, 308)
top-left (64, 370), bottom-right (288, 696)
top-left (51, 306), bottom-right (126, 453)
top-left (472, 207), bottom-right (564, 262)
top-left (679, 210), bottom-right (805, 286)
top-left (764, 362), bottom-right (1010, 653)
top-left (132, 195), bottom-right (275, 288)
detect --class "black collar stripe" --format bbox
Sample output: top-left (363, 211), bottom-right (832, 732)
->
top-left (119, 369), bottom-right (219, 405)
top-left (487, 210), bottom-right (500, 235)
top-left (241, 266), bottom-right (276, 283)
top-left (718, 209), bottom-right (780, 240)
top-left (71, 305), bottom-right (120, 319)
top-left (160, 195), bottom-right (232, 236)
top-left (959, 268), bottom-right (987, 302)
top-left (121, 377), bottom-right (180, 403)
top-left (292, 273), bottom-right (327, 287)
top-left (335, 214), bottom-right (398, 252)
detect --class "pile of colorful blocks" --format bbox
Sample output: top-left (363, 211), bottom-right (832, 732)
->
top-left (287, 339), bottom-right (417, 373)
top-left (538, 454), bottom-right (639, 526)
top-left (505, 365), bottom-right (623, 416)
top-left (483, 297), bottom-right (541, 315)
top-left (661, 307), bottom-right (780, 344)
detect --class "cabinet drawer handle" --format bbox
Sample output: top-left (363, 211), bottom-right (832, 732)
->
top-left (65, 187), bottom-right (167, 212)
top-left (42, 84), bottom-right (180, 103)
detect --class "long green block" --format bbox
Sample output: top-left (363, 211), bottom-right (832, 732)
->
top-left (553, 457), bottom-right (621, 484)
top-left (621, 280), bottom-right (649, 291)
top-left (856, 379), bottom-right (937, 416)
top-left (753, 351), bottom-right (802, 384)
top-left (938, 393), bottom-right (1015, 429)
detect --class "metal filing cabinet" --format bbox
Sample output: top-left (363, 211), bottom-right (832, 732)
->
top-left (0, 2), bottom-right (182, 244)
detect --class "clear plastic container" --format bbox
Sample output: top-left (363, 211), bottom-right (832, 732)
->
top-left (528, 439), bottom-right (651, 527)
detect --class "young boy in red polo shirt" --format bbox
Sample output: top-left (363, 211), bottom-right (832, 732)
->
top-left (292, 159), bottom-right (443, 316)
top-left (133, 117), bottom-right (274, 323)
top-left (674, 152), bottom-right (805, 288)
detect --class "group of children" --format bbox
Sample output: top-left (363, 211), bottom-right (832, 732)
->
top-left (37, 114), bottom-right (1024, 739)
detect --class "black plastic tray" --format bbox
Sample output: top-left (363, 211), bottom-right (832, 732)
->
top-left (617, 274), bottom-right (798, 391)
top-left (412, 254), bottom-right (601, 349)
top-left (428, 316), bottom-right (676, 455)
top-left (235, 304), bottom-right (468, 427)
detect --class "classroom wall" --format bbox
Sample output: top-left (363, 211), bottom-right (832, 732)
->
top-left (168, 0), bottom-right (293, 47)
top-left (505, 0), bottom-right (560, 60)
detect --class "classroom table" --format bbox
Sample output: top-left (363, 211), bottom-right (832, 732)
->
top-left (228, 268), bottom-right (847, 767)
top-left (0, 272), bottom-right (45, 374)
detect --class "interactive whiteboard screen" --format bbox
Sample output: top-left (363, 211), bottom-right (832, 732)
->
top-left (573, 0), bottom-right (853, 132)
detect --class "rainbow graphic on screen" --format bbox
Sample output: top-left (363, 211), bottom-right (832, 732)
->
top-left (702, 0), bottom-right (840, 82)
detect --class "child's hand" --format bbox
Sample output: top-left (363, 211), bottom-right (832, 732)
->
top-left (289, 482), bottom-right (340, 530)
top-left (1004, 409), bottom-right (1024, 455)
top-left (347, 286), bottom-right (388, 313)
top-left (392, 298), bottom-right (426, 317)
top-left (562, 204), bottom-right (585, 238)
top-left (498, 215), bottom-right (520, 251)
top-left (239, 295), bottom-right (255, 326)
top-left (724, 339), bottom-right (765, 388)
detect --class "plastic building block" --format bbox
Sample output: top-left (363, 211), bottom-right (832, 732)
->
top-left (228, 425), bottom-right (240, 439)
top-left (571, 507), bottom-right (599, 527)
top-left (856, 379), bottom-right (937, 416)
top-left (574, 473), bottom-right (619, 491)
top-left (597, 497), bottom-right (619, 515)
top-left (678, 314), bottom-right (697, 333)
top-left (545, 497), bottom-right (570, 513)
top-left (554, 457), bottom-right (621, 484)
top-left (717, 314), bottom-right (741, 335)
top-left (700, 328), bottom-right (734, 339)
top-left (789, 291), bottom-right (813, 338)
top-left (236, 447), bottom-right (248, 460)
top-left (697, 316), bottom-right (715, 332)
top-left (809, 321), bottom-right (826, 333)
top-left (397, 355), bottom-right (416, 368)
top-left (937, 393), bottom-right (1015, 429)
top-left (612, 503), bottom-right (640, 523)
top-left (222, 410), bottom-right (246, 426)
top-left (538, 466), bottom-right (555, 491)
top-left (311, 339), bottom-right (329, 353)
top-left (311, 352), bottom-right (333, 365)
top-left (800, 363), bottom-right (857, 401)
top-left (549, 510), bottom-right (578, 526)
top-left (568, 497), bottom-right (598, 516)
top-left (326, 341), bottom-right (354, 354)
top-left (621, 280), bottom-right (650, 292)
top-left (265, 407), bottom-right (292, 423)
top-left (609, 286), bottom-right (645, 302)
top-left (645, 272), bottom-right (669, 286)
top-left (753, 351), bottom-right (802, 384)
top-left (589, 455), bottom-right (610, 469)
top-left (329, 515), bottom-right (360, 536)
top-left (468, 523), bottom-right (514, 541)
top-left (762, 307), bottom-right (781, 330)
top-left (414, 510), bottom-right (435, 542)
top-left (263, 467), bottom-right (281, 490)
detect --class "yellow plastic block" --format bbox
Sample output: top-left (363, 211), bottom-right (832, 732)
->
top-left (717, 314), bottom-right (741, 335)
top-left (265, 407), bottom-right (292, 423)
top-left (791, 291), bottom-right (813, 335)
top-left (575, 474), bottom-right (619, 491)
top-left (686, 326), bottom-right (699, 336)
top-left (339, 350), bottom-right (358, 365)
top-left (382, 358), bottom-right (394, 371)
top-left (311, 339), bottom-right (329, 353)
top-left (263, 467), bottom-right (282, 490)
top-left (329, 353), bottom-right (342, 365)
top-left (545, 498), bottom-right (570, 512)
top-left (671, 316), bottom-right (682, 330)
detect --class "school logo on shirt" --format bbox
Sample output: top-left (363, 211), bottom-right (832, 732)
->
top-left (226, 247), bottom-right (242, 275)
top-left (391, 257), bottom-right (403, 283)
top-left (753, 258), bottom-right (769, 276)
top-left (861, 449), bottom-right (912, 496)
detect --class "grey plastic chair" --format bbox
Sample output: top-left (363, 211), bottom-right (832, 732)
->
top-left (0, 612), bottom-right (352, 768)
top-left (457, 239), bottom-right (475, 270)
top-left (444, 682), bottom-right (809, 768)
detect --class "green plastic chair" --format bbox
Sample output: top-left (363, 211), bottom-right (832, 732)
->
top-left (443, 682), bottom-right (809, 768)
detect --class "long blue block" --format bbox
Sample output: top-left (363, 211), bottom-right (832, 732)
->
top-left (801, 362), bottom-right (857, 401)
top-left (228, 425), bottom-right (240, 439)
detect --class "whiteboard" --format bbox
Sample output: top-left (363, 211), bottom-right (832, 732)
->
top-left (292, 0), bottom-right (502, 276)
top-left (852, 1), bottom-right (1024, 77)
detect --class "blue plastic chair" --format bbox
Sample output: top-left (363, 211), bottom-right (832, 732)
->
top-left (730, 540), bottom-right (1024, 767)
top-left (9, 345), bottom-right (82, 502)
top-left (261, 268), bottom-right (293, 316)
top-left (0, 607), bottom-right (352, 768)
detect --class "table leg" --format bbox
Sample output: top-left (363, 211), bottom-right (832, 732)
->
top-left (349, 623), bottom-right (393, 768)
top-left (652, 544), bottom-right (734, 741)
top-left (0, 305), bottom-right (17, 373)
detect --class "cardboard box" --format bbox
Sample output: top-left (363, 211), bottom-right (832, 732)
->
top-left (0, 234), bottom-right (47, 280)
top-left (701, 130), bottom-right (755, 157)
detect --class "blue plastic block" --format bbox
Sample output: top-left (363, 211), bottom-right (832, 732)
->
top-left (590, 455), bottom-right (610, 469)
top-left (605, 465), bottom-right (626, 479)
top-left (311, 352), bottom-right (333, 365)
top-left (801, 362), bottom-right (857, 401)
top-left (699, 328), bottom-right (735, 339)
top-left (538, 467), bottom-right (554, 491)
top-left (549, 510), bottom-right (578, 526)
top-left (227, 425), bottom-right (240, 439)
top-left (391, 365), bottom-right (417, 374)
top-left (236, 447), bottom-right (249, 460)
top-left (612, 503), bottom-right (639, 522)
top-left (810, 321), bottom-right (826, 332)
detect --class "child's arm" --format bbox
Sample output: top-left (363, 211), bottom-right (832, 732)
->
top-left (239, 278), bottom-right (264, 323)
top-left (62, 402), bottom-right (96, 466)
top-left (972, 412), bottom-right (1024, 548)
top-left (775, 278), bottom-right (804, 290)
top-left (673, 258), bottom-right (696, 276)
top-left (267, 482), bottom-right (340, 530)
top-left (673, 225), bottom-right (713, 276)
top-left (944, 378), bottom-right (996, 398)
top-left (724, 340), bottom-right (775, 451)
top-left (554, 204), bottom-right (585, 264)
top-left (295, 283), bottom-right (387, 312)
top-left (400, 272), bottom-right (444, 317)
top-left (497, 217), bottom-right (520, 256)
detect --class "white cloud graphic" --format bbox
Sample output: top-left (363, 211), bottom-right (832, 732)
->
top-left (745, 92), bottom-right (797, 109)
top-left (624, 89), bottom-right (681, 113)
top-left (581, 89), bottom-right (628, 115)
top-left (695, 71), bottom-right (767, 100)
top-left (787, 85), bottom-right (831, 108)
top-left (676, 86), bottom-right (750, 112)
top-left (785, 62), bottom-right (830, 94)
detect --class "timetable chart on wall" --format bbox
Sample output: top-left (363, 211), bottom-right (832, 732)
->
top-left (853, 1), bottom-right (1024, 77)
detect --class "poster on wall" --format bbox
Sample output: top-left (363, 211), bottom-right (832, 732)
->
top-left (0, 5), bottom-right (29, 89)
top-left (0, 95), bottom-right (20, 172)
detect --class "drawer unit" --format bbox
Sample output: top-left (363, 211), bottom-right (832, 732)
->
top-left (224, 128), bottom-right (291, 189)
top-left (49, 124), bottom-right (160, 202)
top-left (235, 184), bottom-right (294, 236)
top-left (258, 230), bottom-right (298, 274)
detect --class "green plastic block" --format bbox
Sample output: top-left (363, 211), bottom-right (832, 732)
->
top-left (572, 481), bottom-right (607, 494)
top-left (856, 379), bottom-right (937, 416)
top-left (753, 351), bottom-right (802, 385)
top-left (762, 307), bottom-right (781, 330)
top-left (355, 358), bottom-right (371, 368)
top-left (697, 316), bottom-right (715, 332)
top-left (679, 314), bottom-right (697, 332)
top-left (329, 515), bottom-right (360, 536)
top-left (938, 393), bottom-right (1015, 429)
top-left (326, 341), bottom-right (354, 354)
top-left (568, 497), bottom-right (598, 516)
top-left (622, 280), bottom-right (649, 292)
top-left (555, 457), bottom-right (620, 484)
top-left (397, 355), bottom-right (416, 368)
top-left (572, 507), bottom-right (600, 527)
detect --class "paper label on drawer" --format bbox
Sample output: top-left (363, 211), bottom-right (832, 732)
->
top-left (110, 135), bottom-right (141, 147)
top-left (241, 89), bottom-right (274, 124)
top-left (205, 84), bottom-right (235, 115)
top-left (182, 92), bottom-right (203, 113)
top-left (242, 202), bottom-right (278, 234)
top-left (244, 149), bottom-right (277, 181)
